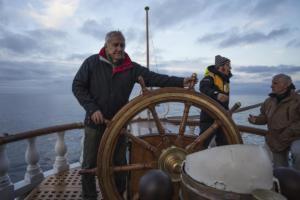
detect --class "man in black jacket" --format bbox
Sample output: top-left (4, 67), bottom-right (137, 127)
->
top-left (72, 30), bottom-right (195, 200)
top-left (199, 55), bottom-right (232, 148)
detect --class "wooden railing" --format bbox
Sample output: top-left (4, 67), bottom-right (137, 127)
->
top-left (131, 116), bottom-right (267, 137)
top-left (0, 122), bottom-right (84, 200)
top-left (0, 123), bottom-right (84, 145)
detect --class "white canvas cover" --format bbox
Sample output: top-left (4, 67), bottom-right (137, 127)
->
top-left (184, 144), bottom-right (273, 194)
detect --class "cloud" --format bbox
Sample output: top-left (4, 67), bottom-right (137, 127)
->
top-left (231, 64), bottom-right (300, 95)
top-left (0, 60), bottom-right (73, 81)
top-left (151, 0), bottom-right (209, 28)
top-left (124, 28), bottom-right (140, 43)
top-left (0, 59), bottom-right (75, 94)
top-left (210, 0), bottom-right (285, 21)
top-left (249, 0), bottom-right (284, 17)
top-left (235, 65), bottom-right (300, 74)
top-left (66, 53), bottom-right (91, 61)
top-left (197, 28), bottom-right (290, 48)
top-left (79, 19), bottom-right (112, 40)
top-left (150, 0), bottom-right (289, 29)
top-left (233, 65), bottom-right (300, 85)
top-left (231, 80), bottom-right (300, 95)
top-left (79, 21), bottom-right (140, 45)
top-left (0, 0), bottom-right (8, 25)
top-left (286, 38), bottom-right (300, 48)
top-left (219, 28), bottom-right (290, 47)
top-left (148, 57), bottom-right (208, 76)
top-left (197, 32), bottom-right (225, 43)
top-left (0, 28), bottom-right (66, 54)
top-left (0, 33), bottom-right (36, 54)
top-left (28, 0), bottom-right (79, 28)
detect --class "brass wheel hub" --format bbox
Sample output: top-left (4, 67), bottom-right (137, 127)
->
top-left (158, 146), bottom-right (187, 182)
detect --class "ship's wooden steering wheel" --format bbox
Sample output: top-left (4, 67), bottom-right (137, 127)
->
top-left (97, 75), bottom-right (242, 200)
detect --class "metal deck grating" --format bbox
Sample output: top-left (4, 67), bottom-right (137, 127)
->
top-left (25, 168), bottom-right (102, 200)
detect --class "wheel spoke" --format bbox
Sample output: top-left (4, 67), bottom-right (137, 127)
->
top-left (148, 105), bottom-right (171, 146)
top-left (124, 131), bottom-right (160, 157)
top-left (185, 121), bottom-right (220, 153)
top-left (138, 76), bottom-right (149, 94)
top-left (174, 102), bottom-right (191, 147)
top-left (78, 168), bottom-right (96, 175)
top-left (113, 162), bottom-right (156, 172)
top-left (178, 102), bottom-right (191, 136)
top-left (148, 105), bottom-right (165, 135)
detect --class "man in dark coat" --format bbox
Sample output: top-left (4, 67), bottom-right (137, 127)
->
top-left (199, 55), bottom-right (232, 148)
top-left (72, 30), bottom-right (195, 200)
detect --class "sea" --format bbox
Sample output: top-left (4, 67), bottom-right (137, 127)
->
top-left (0, 87), bottom-right (267, 183)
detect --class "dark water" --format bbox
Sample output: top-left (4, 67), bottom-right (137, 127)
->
top-left (0, 93), bottom-right (84, 182)
top-left (0, 91), bottom-right (266, 182)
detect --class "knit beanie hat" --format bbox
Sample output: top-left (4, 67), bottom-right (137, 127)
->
top-left (215, 55), bottom-right (230, 68)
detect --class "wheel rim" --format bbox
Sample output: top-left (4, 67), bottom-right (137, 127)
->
top-left (97, 87), bottom-right (242, 199)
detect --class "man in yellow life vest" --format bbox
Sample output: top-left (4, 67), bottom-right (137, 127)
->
top-left (199, 55), bottom-right (232, 148)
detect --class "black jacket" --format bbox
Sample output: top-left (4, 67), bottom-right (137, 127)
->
top-left (72, 54), bottom-right (184, 128)
top-left (199, 65), bottom-right (231, 123)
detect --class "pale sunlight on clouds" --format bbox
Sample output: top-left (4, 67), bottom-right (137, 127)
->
top-left (28, 0), bottom-right (79, 28)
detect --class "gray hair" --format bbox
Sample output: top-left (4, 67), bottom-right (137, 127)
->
top-left (105, 31), bottom-right (125, 46)
top-left (273, 73), bottom-right (292, 86)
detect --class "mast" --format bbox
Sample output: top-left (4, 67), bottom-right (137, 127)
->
top-left (145, 6), bottom-right (150, 69)
top-left (144, 6), bottom-right (152, 124)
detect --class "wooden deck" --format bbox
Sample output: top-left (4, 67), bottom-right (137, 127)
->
top-left (25, 168), bottom-right (102, 200)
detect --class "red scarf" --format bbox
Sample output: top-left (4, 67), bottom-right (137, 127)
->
top-left (99, 47), bottom-right (133, 75)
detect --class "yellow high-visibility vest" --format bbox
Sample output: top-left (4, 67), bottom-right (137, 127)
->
top-left (204, 69), bottom-right (230, 93)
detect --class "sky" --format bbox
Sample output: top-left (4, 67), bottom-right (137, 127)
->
top-left (0, 0), bottom-right (300, 95)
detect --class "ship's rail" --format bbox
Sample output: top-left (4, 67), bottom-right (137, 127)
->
top-left (0, 123), bottom-right (84, 200)
top-left (130, 116), bottom-right (267, 136)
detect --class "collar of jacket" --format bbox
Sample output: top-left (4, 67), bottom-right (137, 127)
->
top-left (205, 65), bottom-right (232, 82)
top-left (269, 88), bottom-right (292, 103)
top-left (98, 47), bottom-right (133, 75)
